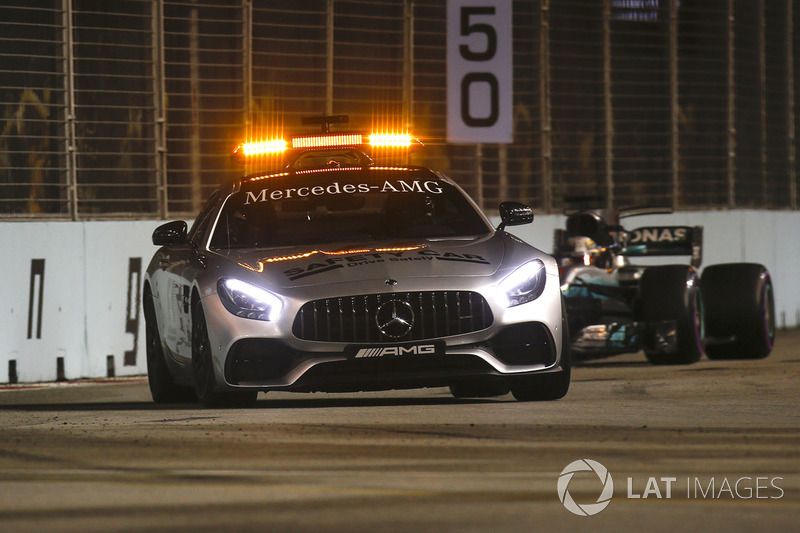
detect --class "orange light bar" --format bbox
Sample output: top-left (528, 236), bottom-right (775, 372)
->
top-left (367, 133), bottom-right (413, 148)
top-left (238, 139), bottom-right (287, 156)
top-left (292, 133), bottom-right (363, 149)
top-left (234, 131), bottom-right (420, 162)
top-left (295, 166), bottom-right (362, 175)
top-left (247, 172), bottom-right (290, 182)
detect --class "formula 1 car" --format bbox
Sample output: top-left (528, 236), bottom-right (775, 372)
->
top-left (555, 206), bottom-right (775, 364)
top-left (143, 115), bottom-right (569, 407)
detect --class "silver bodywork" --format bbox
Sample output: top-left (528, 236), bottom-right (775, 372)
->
top-left (145, 169), bottom-right (565, 394)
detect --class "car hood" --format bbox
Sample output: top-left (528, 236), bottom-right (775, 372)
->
top-left (215, 235), bottom-right (505, 289)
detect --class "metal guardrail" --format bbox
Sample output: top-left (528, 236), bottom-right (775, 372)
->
top-left (0, 0), bottom-right (797, 220)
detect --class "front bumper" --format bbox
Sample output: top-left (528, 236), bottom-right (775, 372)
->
top-left (224, 322), bottom-right (558, 392)
top-left (201, 273), bottom-right (565, 393)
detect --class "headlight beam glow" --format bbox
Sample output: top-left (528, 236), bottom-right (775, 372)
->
top-left (217, 279), bottom-right (283, 321)
top-left (498, 259), bottom-right (547, 308)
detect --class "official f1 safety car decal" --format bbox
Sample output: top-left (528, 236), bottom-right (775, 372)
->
top-left (282, 249), bottom-right (490, 281)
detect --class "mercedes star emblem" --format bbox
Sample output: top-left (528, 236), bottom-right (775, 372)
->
top-left (375, 299), bottom-right (415, 339)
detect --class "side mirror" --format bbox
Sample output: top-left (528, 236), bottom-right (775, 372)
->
top-left (498, 201), bottom-right (534, 230)
top-left (152, 221), bottom-right (188, 246)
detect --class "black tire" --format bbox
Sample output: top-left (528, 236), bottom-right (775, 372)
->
top-left (639, 265), bottom-right (704, 365)
top-left (449, 379), bottom-right (510, 399)
top-left (144, 290), bottom-right (195, 403)
top-left (701, 263), bottom-right (775, 360)
top-left (192, 299), bottom-right (258, 408)
top-left (509, 300), bottom-right (571, 402)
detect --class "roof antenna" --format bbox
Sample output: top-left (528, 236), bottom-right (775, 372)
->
top-left (301, 113), bottom-right (349, 133)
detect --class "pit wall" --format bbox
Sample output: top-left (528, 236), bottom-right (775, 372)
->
top-left (1, 211), bottom-right (796, 383)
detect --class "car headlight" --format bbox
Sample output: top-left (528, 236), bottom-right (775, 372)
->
top-left (217, 279), bottom-right (283, 321)
top-left (498, 259), bottom-right (547, 307)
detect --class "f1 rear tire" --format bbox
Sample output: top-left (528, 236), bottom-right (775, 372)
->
top-left (639, 265), bottom-right (704, 365)
top-left (701, 263), bottom-right (775, 360)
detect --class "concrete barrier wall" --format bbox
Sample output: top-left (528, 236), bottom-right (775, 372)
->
top-left (1, 210), bottom-right (797, 383)
top-left (1, 221), bottom-right (157, 383)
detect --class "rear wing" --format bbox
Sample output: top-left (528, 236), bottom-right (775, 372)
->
top-left (622, 226), bottom-right (703, 268)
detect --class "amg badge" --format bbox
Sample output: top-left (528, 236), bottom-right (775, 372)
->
top-left (354, 344), bottom-right (437, 358)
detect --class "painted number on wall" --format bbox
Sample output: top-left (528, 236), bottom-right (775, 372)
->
top-left (124, 257), bottom-right (142, 366)
top-left (27, 259), bottom-right (45, 339)
top-left (447, 0), bottom-right (512, 143)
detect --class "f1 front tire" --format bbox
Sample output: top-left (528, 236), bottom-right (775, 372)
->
top-left (639, 265), bottom-right (704, 365)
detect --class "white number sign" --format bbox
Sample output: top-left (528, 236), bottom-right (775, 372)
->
top-left (447, 0), bottom-right (512, 143)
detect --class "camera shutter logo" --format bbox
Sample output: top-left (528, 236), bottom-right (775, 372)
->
top-left (557, 459), bottom-right (614, 516)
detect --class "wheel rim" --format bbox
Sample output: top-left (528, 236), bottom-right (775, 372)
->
top-left (763, 276), bottom-right (775, 350)
top-left (192, 304), bottom-right (213, 398)
top-left (144, 301), bottom-right (158, 367)
top-left (693, 287), bottom-right (705, 353)
top-left (687, 272), bottom-right (704, 356)
top-left (146, 323), bottom-right (156, 365)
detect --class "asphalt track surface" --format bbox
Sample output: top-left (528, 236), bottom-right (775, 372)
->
top-left (1, 332), bottom-right (799, 533)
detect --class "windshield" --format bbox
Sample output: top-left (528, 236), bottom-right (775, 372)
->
top-left (208, 169), bottom-right (491, 250)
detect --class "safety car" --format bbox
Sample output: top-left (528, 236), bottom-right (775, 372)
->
top-left (143, 116), bottom-right (569, 406)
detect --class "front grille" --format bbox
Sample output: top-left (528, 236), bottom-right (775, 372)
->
top-left (293, 291), bottom-right (493, 342)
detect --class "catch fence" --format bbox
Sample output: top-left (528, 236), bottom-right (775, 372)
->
top-left (1, 0), bottom-right (797, 219)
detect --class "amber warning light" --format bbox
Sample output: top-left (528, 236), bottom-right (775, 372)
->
top-left (234, 132), bottom-right (420, 159)
top-left (236, 139), bottom-right (287, 156)
top-left (292, 133), bottom-right (363, 149)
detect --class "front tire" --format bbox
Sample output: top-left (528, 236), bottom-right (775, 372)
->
top-left (639, 265), bottom-right (704, 365)
top-left (144, 291), bottom-right (194, 403)
top-left (192, 299), bottom-right (258, 408)
top-left (701, 263), bottom-right (775, 360)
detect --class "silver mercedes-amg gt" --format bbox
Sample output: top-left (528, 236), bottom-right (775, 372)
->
top-left (143, 122), bottom-right (569, 407)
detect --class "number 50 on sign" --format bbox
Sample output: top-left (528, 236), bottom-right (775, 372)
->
top-left (447, 0), bottom-right (512, 144)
